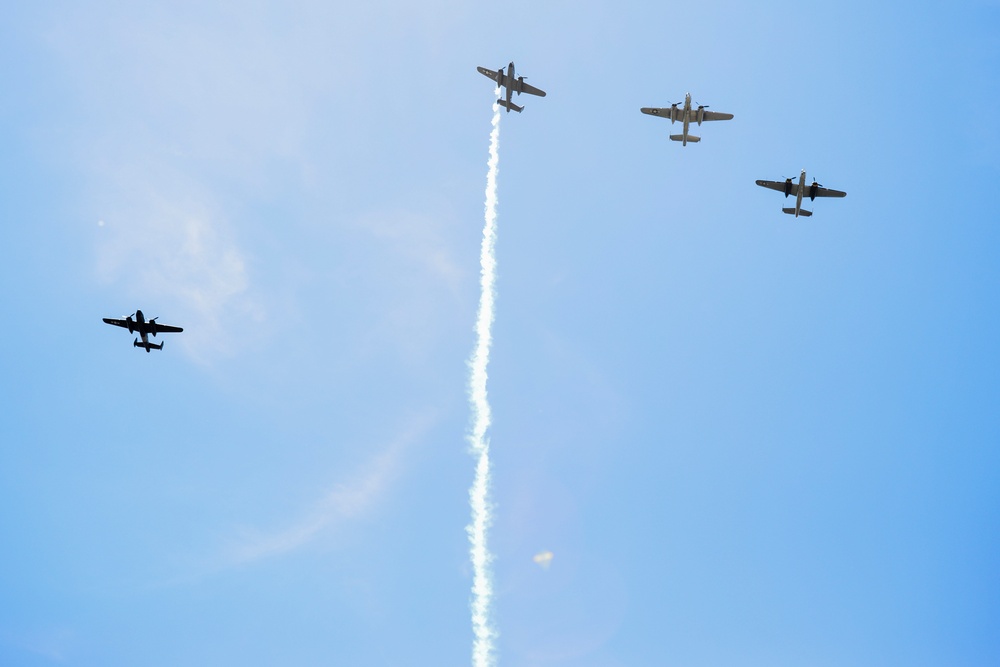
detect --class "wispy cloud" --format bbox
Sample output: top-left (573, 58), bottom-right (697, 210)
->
top-left (221, 418), bottom-right (426, 567)
top-left (0, 625), bottom-right (75, 664)
top-left (141, 417), bottom-right (433, 592)
top-left (357, 208), bottom-right (466, 295)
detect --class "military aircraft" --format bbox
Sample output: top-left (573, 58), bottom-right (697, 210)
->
top-left (476, 62), bottom-right (546, 113)
top-left (102, 309), bottom-right (183, 352)
top-left (640, 93), bottom-right (733, 146)
top-left (755, 170), bottom-right (847, 217)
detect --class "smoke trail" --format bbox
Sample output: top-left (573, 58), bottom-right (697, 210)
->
top-left (467, 99), bottom-right (501, 667)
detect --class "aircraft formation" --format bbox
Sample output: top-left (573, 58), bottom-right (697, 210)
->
top-left (478, 61), bottom-right (848, 219)
top-left (104, 62), bottom-right (846, 353)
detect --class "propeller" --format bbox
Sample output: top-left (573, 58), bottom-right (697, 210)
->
top-left (697, 104), bottom-right (710, 110)
top-left (808, 179), bottom-right (824, 201)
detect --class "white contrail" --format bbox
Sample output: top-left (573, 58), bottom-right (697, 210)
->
top-left (467, 99), bottom-right (501, 667)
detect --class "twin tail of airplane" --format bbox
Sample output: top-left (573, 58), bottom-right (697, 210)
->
top-left (134, 338), bottom-right (164, 352)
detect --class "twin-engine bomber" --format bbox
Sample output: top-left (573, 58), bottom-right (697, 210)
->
top-left (476, 62), bottom-right (546, 113)
top-left (756, 170), bottom-right (847, 218)
top-left (103, 309), bottom-right (183, 352)
top-left (641, 93), bottom-right (734, 146)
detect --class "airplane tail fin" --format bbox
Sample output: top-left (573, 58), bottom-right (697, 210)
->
top-left (497, 99), bottom-right (523, 113)
top-left (782, 207), bottom-right (812, 217)
top-left (670, 134), bottom-right (699, 143)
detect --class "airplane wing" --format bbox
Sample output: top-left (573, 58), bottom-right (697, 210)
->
top-left (756, 180), bottom-right (800, 196)
top-left (640, 107), bottom-right (673, 118)
top-left (701, 110), bottom-right (734, 121)
top-left (518, 81), bottom-right (546, 97)
top-left (477, 67), bottom-right (503, 85)
top-left (811, 186), bottom-right (847, 198)
top-left (102, 318), bottom-right (129, 329)
top-left (151, 323), bottom-right (184, 334)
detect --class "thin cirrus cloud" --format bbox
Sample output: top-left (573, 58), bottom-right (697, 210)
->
top-left (217, 416), bottom-right (430, 570)
top-left (143, 417), bottom-right (430, 593)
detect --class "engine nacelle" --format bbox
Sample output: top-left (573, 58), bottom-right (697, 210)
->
top-left (696, 106), bottom-right (705, 125)
top-left (783, 178), bottom-right (793, 198)
top-left (516, 76), bottom-right (524, 95)
top-left (126, 316), bottom-right (135, 334)
top-left (809, 181), bottom-right (820, 201)
top-left (670, 104), bottom-right (679, 124)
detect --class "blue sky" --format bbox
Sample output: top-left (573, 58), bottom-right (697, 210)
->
top-left (1, 1), bottom-right (999, 665)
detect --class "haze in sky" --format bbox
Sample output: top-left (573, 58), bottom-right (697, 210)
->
top-left (1, 2), bottom-right (998, 666)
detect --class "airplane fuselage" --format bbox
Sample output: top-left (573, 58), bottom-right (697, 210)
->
top-left (680, 93), bottom-right (691, 145)
top-left (505, 63), bottom-right (515, 109)
top-left (495, 62), bottom-right (519, 111)
top-left (128, 310), bottom-right (162, 351)
top-left (667, 93), bottom-right (705, 146)
top-left (133, 310), bottom-right (156, 350)
top-left (132, 309), bottom-right (150, 344)
top-left (794, 170), bottom-right (806, 217)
